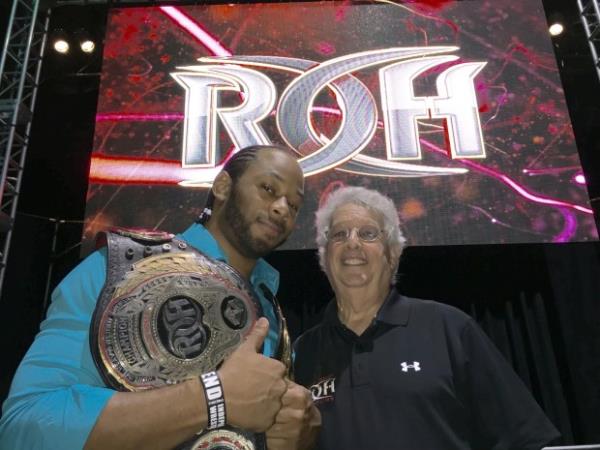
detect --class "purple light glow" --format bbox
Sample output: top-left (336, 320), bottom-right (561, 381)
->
top-left (522, 166), bottom-right (582, 176)
top-left (159, 6), bottom-right (232, 57)
top-left (421, 139), bottom-right (594, 215)
top-left (96, 113), bottom-right (183, 122)
top-left (553, 208), bottom-right (577, 243)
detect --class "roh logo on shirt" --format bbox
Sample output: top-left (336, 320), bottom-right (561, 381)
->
top-left (310, 377), bottom-right (336, 404)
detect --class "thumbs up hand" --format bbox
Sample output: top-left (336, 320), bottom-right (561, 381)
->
top-left (218, 318), bottom-right (287, 432)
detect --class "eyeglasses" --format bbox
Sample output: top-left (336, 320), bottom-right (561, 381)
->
top-left (326, 225), bottom-right (384, 243)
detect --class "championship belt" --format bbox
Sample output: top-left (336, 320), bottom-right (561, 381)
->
top-left (90, 229), bottom-right (291, 450)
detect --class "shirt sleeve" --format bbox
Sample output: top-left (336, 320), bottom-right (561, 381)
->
top-left (459, 318), bottom-right (561, 450)
top-left (0, 250), bottom-right (116, 450)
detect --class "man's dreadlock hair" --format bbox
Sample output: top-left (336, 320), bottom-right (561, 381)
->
top-left (196, 144), bottom-right (294, 225)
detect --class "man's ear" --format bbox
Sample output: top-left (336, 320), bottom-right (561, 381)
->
top-left (212, 171), bottom-right (232, 202)
top-left (387, 244), bottom-right (402, 273)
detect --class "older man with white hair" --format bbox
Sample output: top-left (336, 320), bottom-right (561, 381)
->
top-left (293, 185), bottom-right (560, 450)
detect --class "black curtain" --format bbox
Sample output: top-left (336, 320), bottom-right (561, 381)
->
top-left (543, 244), bottom-right (600, 444)
top-left (469, 292), bottom-right (574, 443)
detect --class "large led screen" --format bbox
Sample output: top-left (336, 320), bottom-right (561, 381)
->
top-left (84, 0), bottom-right (598, 252)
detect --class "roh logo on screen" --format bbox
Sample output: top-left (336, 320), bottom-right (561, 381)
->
top-left (171, 47), bottom-right (486, 186)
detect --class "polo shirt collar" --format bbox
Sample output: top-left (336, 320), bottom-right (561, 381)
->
top-left (323, 288), bottom-right (411, 327)
top-left (376, 289), bottom-right (411, 326)
top-left (323, 298), bottom-right (341, 326)
top-left (178, 223), bottom-right (279, 295)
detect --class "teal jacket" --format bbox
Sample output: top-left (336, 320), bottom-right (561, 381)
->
top-left (0, 223), bottom-right (280, 449)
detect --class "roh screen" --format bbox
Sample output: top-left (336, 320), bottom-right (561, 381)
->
top-left (84, 0), bottom-right (597, 252)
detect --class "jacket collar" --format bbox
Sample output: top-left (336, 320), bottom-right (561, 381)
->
top-left (179, 223), bottom-right (279, 295)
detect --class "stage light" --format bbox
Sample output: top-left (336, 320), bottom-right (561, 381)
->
top-left (51, 29), bottom-right (70, 54)
top-left (549, 23), bottom-right (564, 36)
top-left (75, 29), bottom-right (96, 54)
top-left (53, 39), bottom-right (69, 54)
top-left (81, 39), bottom-right (95, 53)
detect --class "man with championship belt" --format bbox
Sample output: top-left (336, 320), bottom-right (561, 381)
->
top-left (0, 145), bottom-right (321, 450)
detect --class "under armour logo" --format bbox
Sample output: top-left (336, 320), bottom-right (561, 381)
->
top-left (400, 361), bottom-right (421, 372)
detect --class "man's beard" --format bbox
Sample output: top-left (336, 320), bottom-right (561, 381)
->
top-left (223, 187), bottom-right (287, 259)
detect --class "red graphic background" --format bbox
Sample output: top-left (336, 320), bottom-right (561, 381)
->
top-left (84, 0), bottom-right (597, 252)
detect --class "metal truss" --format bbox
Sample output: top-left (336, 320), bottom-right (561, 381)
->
top-left (0, 0), bottom-right (49, 293)
top-left (577, 0), bottom-right (600, 82)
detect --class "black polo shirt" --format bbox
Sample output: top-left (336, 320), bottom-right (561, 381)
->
top-left (294, 290), bottom-right (560, 450)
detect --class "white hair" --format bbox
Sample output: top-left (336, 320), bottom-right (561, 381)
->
top-left (315, 186), bottom-right (406, 279)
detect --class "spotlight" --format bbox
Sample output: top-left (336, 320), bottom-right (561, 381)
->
top-left (53, 39), bottom-right (69, 54)
top-left (52, 29), bottom-right (70, 54)
top-left (549, 23), bottom-right (564, 36)
top-left (81, 40), bottom-right (95, 53)
top-left (75, 29), bottom-right (96, 54)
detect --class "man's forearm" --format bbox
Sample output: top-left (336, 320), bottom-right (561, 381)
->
top-left (84, 378), bottom-right (206, 450)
